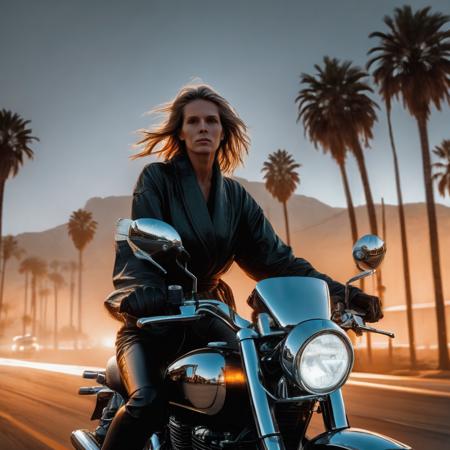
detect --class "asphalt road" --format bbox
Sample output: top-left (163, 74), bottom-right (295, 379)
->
top-left (0, 359), bottom-right (449, 450)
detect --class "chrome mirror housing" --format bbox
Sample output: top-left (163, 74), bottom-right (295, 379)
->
top-left (352, 234), bottom-right (386, 271)
top-left (115, 218), bottom-right (184, 274)
top-left (129, 218), bottom-right (183, 256)
top-left (344, 234), bottom-right (386, 309)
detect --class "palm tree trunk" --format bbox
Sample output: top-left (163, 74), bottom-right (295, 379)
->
top-left (381, 198), bottom-right (393, 363)
top-left (31, 275), bottom-right (37, 336)
top-left (39, 290), bottom-right (44, 337)
top-left (351, 140), bottom-right (378, 235)
top-left (78, 250), bottom-right (83, 338)
top-left (416, 115), bottom-right (449, 370)
top-left (53, 284), bottom-right (58, 350)
top-left (282, 201), bottom-right (291, 246)
top-left (338, 161), bottom-right (358, 244)
top-left (386, 105), bottom-right (416, 367)
top-left (337, 160), bottom-right (365, 289)
top-left (0, 257), bottom-right (6, 323)
top-left (351, 139), bottom-right (381, 363)
top-left (0, 179), bottom-right (5, 269)
top-left (70, 268), bottom-right (74, 328)
top-left (22, 271), bottom-right (28, 335)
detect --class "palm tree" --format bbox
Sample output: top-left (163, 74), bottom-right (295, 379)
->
top-left (261, 150), bottom-right (301, 246)
top-left (368, 35), bottom-right (418, 369)
top-left (296, 57), bottom-right (379, 236)
top-left (0, 235), bottom-right (24, 322)
top-left (39, 286), bottom-right (51, 338)
top-left (50, 260), bottom-right (62, 273)
top-left (48, 272), bottom-right (65, 349)
top-left (296, 66), bottom-right (359, 245)
top-left (368, 5), bottom-right (450, 370)
top-left (62, 260), bottom-right (77, 328)
top-left (19, 257), bottom-right (34, 334)
top-left (21, 314), bottom-right (32, 334)
top-left (432, 140), bottom-right (450, 197)
top-left (0, 301), bottom-right (15, 331)
top-left (0, 110), bottom-right (38, 249)
top-left (67, 209), bottom-right (97, 336)
top-left (27, 257), bottom-right (47, 336)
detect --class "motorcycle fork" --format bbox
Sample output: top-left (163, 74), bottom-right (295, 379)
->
top-left (320, 389), bottom-right (349, 431)
top-left (237, 328), bottom-right (285, 450)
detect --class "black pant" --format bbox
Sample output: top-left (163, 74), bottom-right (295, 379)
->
top-left (101, 317), bottom-right (237, 450)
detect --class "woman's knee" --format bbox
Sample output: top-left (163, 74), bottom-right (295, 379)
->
top-left (125, 386), bottom-right (166, 421)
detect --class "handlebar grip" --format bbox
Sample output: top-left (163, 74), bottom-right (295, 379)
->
top-left (167, 285), bottom-right (184, 306)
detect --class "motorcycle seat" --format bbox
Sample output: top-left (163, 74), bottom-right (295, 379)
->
top-left (105, 356), bottom-right (128, 399)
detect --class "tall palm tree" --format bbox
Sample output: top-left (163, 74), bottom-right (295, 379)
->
top-left (67, 209), bottom-right (97, 336)
top-left (48, 272), bottom-right (65, 350)
top-left (0, 235), bottom-right (24, 321)
top-left (368, 38), bottom-right (417, 369)
top-left (63, 260), bottom-right (77, 328)
top-left (19, 257), bottom-right (34, 334)
top-left (296, 57), bottom-right (379, 237)
top-left (368, 5), bottom-right (450, 370)
top-left (0, 110), bottom-right (38, 248)
top-left (261, 150), bottom-right (301, 246)
top-left (50, 260), bottom-right (62, 273)
top-left (39, 286), bottom-right (51, 338)
top-left (432, 140), bottom-right (450, 197)
top-left (0, 301), bottom-right (15, 331)
top-left (296, 66), bottom-right (359, 245)
top-left (27, 257), bottom-right (47, 336)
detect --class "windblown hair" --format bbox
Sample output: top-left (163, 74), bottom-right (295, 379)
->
top-left (133, 84), bottom-right (250, 173)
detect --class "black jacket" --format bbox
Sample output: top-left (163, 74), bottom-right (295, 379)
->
top-left (105, 152), bottom-right (350, 321)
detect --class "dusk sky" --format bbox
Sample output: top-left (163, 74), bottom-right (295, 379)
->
top-left (2, 0), bottom-right (450, 235)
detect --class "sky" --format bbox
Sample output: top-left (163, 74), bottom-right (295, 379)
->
top-left (1, 0), bottom-right (450, 234)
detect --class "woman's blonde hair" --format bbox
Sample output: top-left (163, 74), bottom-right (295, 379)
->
top-left (133, 84), bottom-right (250, 173)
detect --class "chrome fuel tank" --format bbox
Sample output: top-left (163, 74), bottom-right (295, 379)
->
top-left (165, 348), bottom-right (247, 416)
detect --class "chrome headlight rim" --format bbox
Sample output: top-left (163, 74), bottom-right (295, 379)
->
top-left (294, 329), bottom-right (353, 394)
top-left (280, 319), bottom-right (354, 395)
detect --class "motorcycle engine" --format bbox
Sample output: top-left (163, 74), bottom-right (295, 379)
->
top-left (169, 416), bottom-right (255, 450)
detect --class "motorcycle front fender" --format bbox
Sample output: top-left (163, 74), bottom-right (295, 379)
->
top-left (305, 427), bottom-right (412, 450)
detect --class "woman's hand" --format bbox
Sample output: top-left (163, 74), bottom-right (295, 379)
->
top-left (332, 291), bottom-right (383, 324)
top-left (350, 291), bottom-right (383, 323)
top-left (119, 286), bottom-right (166, 318)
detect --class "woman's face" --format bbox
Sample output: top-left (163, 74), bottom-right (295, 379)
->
top-left (179, 99), bottom-right (224, 158)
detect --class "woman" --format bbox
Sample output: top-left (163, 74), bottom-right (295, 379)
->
top-left (102, 84), bottom-right (382, 449)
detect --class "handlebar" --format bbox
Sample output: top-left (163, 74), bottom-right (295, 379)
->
top-left (339, 309), bottom-right (395, 338)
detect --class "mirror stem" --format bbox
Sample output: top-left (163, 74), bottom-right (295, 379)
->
top-left (175, 259), bottom-right (197, 297)
top-left (345, 269), bottom-right (375, 308)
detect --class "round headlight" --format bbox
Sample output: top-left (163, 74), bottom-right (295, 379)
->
top-left (297, 332), bottom-right (351, 393)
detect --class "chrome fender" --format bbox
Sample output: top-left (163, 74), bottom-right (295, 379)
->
top-left (305, 428), bottom-right (412, 450)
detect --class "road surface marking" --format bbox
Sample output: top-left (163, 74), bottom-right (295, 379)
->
top-left (351, 372), bottom-right (450, 384)
top-left (0, 410), bottom-right (68, 450)
top-left (347, 380), bottom-right (450, 398)
top-left (1, 359), bottom-right (449, 398)
top-left (0, 358), bottom-right (102, 376)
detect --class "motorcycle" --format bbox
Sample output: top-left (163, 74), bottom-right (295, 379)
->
top-left (71, 218), bottom-right (412, 450)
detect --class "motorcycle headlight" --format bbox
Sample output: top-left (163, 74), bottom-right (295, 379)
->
top-left (281, 320), bottom-right (353, 394)
top-left (297, 332), bottom-right (351, 393)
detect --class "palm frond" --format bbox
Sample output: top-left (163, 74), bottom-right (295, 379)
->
top-left (67, 209), bottom-right (97, 251)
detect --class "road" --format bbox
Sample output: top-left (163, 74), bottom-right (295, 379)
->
top-left (0, 359), bottom-right (449, 450)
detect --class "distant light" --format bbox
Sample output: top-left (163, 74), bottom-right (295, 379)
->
top-left (101, 336), bottom-right (115, 348)
top-left (384, 300), bottom-right (450, 312)
top-left (0, 358), bottom-right (103, 376)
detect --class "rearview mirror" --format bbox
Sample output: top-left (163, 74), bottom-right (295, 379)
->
top-left (352, 234), bottom-right (386, 271)
top-left (115, 218), bottom-right (184, 274)
top-left (344, 234), bottom-right (386, 309)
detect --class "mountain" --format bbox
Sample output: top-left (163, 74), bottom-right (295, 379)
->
top-left (4, 177), bottom-right (450, 344)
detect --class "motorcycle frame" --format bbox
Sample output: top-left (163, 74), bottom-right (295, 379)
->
top-left (138, 300), bottom-right (350, 450)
